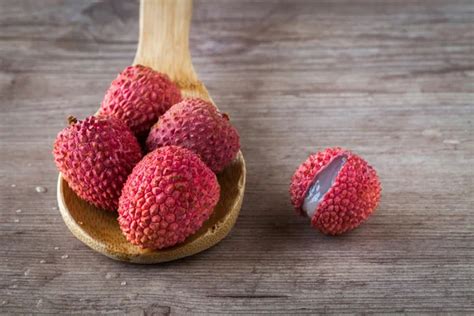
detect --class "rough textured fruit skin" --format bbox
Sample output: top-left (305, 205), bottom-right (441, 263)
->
top-left (118, 146), bottom-right (220, 250)
top-left (146, 98), bottom-right (240, 173)
top-left (98, 65), bottom-right (182, 137)
top-left (53, 116), bottom-right (142, 211)
top-left (290, 147), bottom-right (381, 235)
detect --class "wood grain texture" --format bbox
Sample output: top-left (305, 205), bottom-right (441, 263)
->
top-left (1, 0), bottom-right (473, 314)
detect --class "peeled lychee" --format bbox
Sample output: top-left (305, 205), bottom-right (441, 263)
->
top-left (98, 65), bottom-right (182, 137)
top-left (118, 146), bottom-right (220, 249)
top-left (53, 116), bottom-right (142, 211)
top-left (146, 98), bottom-right (240, 173)
top-left (289, 147), bottom-right (381, 235)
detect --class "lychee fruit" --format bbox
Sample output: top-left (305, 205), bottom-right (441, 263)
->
top-left (118, 146), bottom-right (220, 250)
top-left (53, 116), bottom-right (142, 211)
top-left (146, 98), bottom-right (240, 173)
top-left (289, 147), bottom-right (381, 235)
top-left (98, 65), bottom-right (182, 137)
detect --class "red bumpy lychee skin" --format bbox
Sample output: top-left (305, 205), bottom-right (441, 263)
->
top-left (289, 147), bottom-right (381, 235)
top-left (98, 65), bottom-right (182, 137)
top-left (146, 98), bottom-right (240, 173)
top-left (53, 116), bottom-right (142, 211)
top-left (118, 146), bottom-right (220, 250)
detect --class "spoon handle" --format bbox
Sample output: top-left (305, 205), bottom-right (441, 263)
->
top-left (134, 0), bottom-right (198, 86)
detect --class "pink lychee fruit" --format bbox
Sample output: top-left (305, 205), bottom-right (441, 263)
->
top-left (146, 98), bottom-right (240, 173)
top-left (98, 65), bottom-right (182, 137)
top-left (118, 146), bottom-right (220, 250)
top-left (289, 147), bottom-right (381, 235)
top-left (53, 116), bottom-right (142, 211)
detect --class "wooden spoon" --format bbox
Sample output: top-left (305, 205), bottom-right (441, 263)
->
top-left (57, 0), bottom-right (246, 264)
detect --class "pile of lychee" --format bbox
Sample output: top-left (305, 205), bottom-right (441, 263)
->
top-left (53, 65), bottom-right (240, 250)
top-left (54, 65), bottom-right (382, 250)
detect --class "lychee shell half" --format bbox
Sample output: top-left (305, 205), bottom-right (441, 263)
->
top-left (146, 98), bottom-right (240, 173)
top-left (98, 65), bottom-right (182, 137)
top-left (290, 147), bottom-right (381, 235)
top-left (118, 146), bottom-right (220, 250)
top-left (53, 116), bottom-right (142, 211)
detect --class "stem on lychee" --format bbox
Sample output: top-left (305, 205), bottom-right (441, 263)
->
top-left (222, 113), bottom-right (230, 121)
top-left (67, 116), bottom-right (78, 125)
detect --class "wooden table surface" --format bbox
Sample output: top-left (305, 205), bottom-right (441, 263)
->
top-left (1, 0), bottom-right (473, 314)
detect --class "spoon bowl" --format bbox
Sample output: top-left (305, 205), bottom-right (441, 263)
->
top-left (57, 0), bottom-right (246, 263)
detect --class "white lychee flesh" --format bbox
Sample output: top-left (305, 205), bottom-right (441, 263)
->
top-left (302, 155), bottom-right (347, 218)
